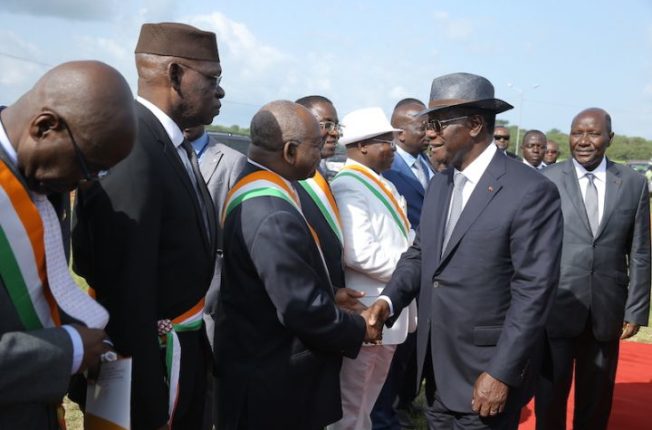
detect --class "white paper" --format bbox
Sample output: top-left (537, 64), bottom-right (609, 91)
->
top-left (85, 358), bottom-right (132, 430)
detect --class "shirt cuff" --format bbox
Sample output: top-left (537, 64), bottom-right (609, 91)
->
top-left (377, 295), bottom-right (394, 317)
top-left (62, 325), bottom-right (84, 374)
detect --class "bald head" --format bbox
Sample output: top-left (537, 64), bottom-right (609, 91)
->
top-left (572, 108), bottom-right (612, 134)
top-left (250, 100), bottom-right (317, 151)
top-left (2, 60), bottom-right (136, 193)
top-left (249, 100), bottom-right (322, 180)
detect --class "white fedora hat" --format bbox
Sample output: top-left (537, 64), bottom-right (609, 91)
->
top-left (339, 107), bottom-right (401, 146)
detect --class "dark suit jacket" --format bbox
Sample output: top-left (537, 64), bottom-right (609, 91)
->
top-left (214, 163), bottom-right (366, 430)
top-left (542, 159), bottom-right (651, 340)
top-left (72, 101), bottom-right (217, 429)
top-left (382, 150), bottom-right (562, 413)
top-left (296, 168), bottom-right (346, 289)
top-left (0, 147), bottom-right (73, 430)
top-left (383, 152), bottom-right (435, 228)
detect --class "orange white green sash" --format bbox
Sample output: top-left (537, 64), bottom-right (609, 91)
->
top-left (0, 159), bottom-right (60, 330)
top-left (334, 164), bottom-right (410, 239)
top-left (222, 169), bottom-right (328, 278)
top-left (298, 170), bottom-right (344, 245)
top-left (159, 298), bottom-right (205, 428)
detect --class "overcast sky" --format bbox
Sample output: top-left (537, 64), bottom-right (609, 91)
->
top-left (1, 0), bottom-right (651, 140)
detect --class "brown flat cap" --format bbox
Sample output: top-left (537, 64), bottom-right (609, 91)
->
top-left (135, 22), bottom-right (219, 62)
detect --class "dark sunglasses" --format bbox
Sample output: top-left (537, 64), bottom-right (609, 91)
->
top-left (494, 135), bottom-right (510, 141)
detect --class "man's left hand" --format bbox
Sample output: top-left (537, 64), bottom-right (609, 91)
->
top-left (335, 287), bottom-right (366, 314)
top-left (621, 322), bottom-right (640, 340)
top-left (471, 372), bottom-right (509, 417)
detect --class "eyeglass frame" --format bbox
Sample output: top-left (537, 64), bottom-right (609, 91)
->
top-left (61, 120), bottom-right (108, 182)
top-left (494, 134), bottom-right (510, 141)
top-left (319, 121), bottom-right (343, 134)
top-left (425, 116), bottom-right (469, 134)
top-left (177, 62), bottom-right (222, 87)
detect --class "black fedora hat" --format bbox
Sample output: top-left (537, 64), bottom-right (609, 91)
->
top-left (420, 72), bottom-right (513, 116)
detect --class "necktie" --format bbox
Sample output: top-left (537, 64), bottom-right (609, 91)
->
top-left (442, 172), bottom-right (467, 254)
top-left (413, 157), bottom-right (428, 189)
top-left (584, 173), bottom-right (599, 236)
top-left (181, 140), bottom-right (215, 243)
top-left (32, 194), bottom-right (109, 329)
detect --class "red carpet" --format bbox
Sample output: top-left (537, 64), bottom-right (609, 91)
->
top-left (518, 340), bottom-right (652, 429)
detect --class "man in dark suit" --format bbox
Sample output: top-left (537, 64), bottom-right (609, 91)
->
top-left (493, 125), bottom-right (519, 159)
top-left (184, 124), bottom-right (246, 429)
top-left (535, 108), bottom-right (651, 430)
top-left (215, 100), bottom-right (373, 430)
top-left (73, 23), bottom-right (224, 429)
top-left (1, 61), bottom-right (136, 429)
top-left (373, 97), bottom-right (434, 430)
top-left (367, 73), bottom-right (563, 430)
top-left (294, 95), bottom-right (364, 310)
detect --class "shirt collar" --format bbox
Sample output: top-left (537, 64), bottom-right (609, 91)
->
top-left (572, 156), bottom-right (607, 182)
top-left (344, 158), bottom-right (383, 179)
top-left (395, 145), bottom-right (419, 167)
top-left (190, 132), bottom-right (210, 157)
top-left (456, 143), bottom-right (496, 184)
top-left (0, 117), bottom-right (17, 165)
top-left (136, 96), bottom-right (184, 148)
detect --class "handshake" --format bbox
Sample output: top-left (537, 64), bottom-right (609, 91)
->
top-left (335, 287), bottom-right (391, 344)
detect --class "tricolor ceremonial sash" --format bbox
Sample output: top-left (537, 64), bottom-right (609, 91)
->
top-left (0, 160), bottom-right (60, 330)
top-left (158, 298), bottom-right (205, 428)
top-left (298, 170), bottom-right (344, 246)
top-left (222, 169), bottom-right (329, 279)
top-left (334, 164), bottom-right (410, 239)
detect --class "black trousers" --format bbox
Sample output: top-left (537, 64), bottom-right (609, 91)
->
top-left (534, 316), bottom-right (620, 430)
top-left (424, 392), bottom-right (520, 430)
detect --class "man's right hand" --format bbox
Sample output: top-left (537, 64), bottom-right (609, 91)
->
top-left (360, 299), bottom-right (391, 344)
top-left (71, 325), bottom-right (111, 381)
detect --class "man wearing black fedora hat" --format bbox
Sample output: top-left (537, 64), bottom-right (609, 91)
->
top-left (367, 72), bottom-right (563, 429)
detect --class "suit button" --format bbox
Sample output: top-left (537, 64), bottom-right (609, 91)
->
top-left (433, 281), bottom-right (439, 288)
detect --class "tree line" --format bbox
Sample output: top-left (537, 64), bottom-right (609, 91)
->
top-left (209, 121), bottom-right (652, 162)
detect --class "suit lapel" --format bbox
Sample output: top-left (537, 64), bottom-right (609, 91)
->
top-left (438, 152), bottom-right (505, 265)
top-left (393, 153), bottom-right (425, 196)
top-left (136, 102), bottom-right (212, 254)
top-left (596, 160), bottom-right (622, 239)
top-left (199, 138), bottom-right (224, 183)
top-left (560, 159), bottom-right (593, 237)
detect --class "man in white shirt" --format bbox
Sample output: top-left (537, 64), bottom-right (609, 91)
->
top-left (331, 107), bottom-right (416, 430)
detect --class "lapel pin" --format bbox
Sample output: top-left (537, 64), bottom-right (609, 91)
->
top-left (488, 186), bottom-right (494, 192)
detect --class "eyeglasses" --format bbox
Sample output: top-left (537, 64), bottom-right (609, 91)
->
top-left (319, 121), bottom-right (343, 133)
top-left (425, 116), bottom-right (468, 134)
top-left (545, 149), bottom-right (559, 154)
top-left (370, 138), bottom-right (396, 149)
top-left (62, 121), bottom-right (108, 182)
top-left (494, 135), bottom-right (510, 141)
top-left (178, 63), bottom-right (222, 87)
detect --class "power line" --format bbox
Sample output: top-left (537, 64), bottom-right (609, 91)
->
top-left (0, 51), bottom-right (52, 68)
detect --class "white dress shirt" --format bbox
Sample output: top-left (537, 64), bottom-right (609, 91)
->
top-left (447, 143), bottom-right (497, 218)
top-left (395, 145), bottom-right (434, 186)
top-left (572, 156), bottom-right (607, 224)
top-left (523, 158), bottom-right (546, 170)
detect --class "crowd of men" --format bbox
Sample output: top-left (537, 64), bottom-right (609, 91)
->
top-left (0, 21), bottom-right (649, 430)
